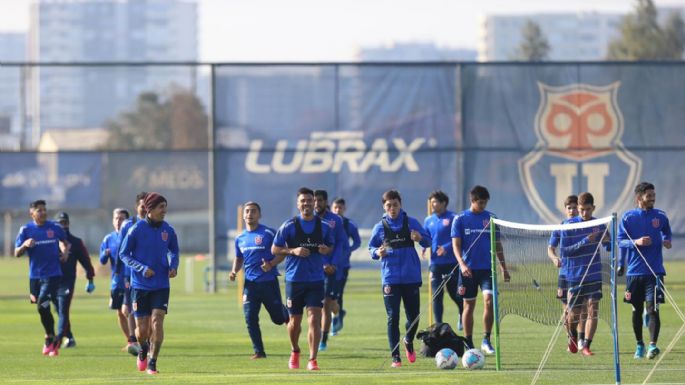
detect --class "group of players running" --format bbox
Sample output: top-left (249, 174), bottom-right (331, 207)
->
top-left (15, 181), bottom-right (671, 373)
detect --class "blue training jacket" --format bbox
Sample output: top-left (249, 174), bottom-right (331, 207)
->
top-left (120, 218), bottom-right (180, 291)
top-left (423, 210), bottom-right (458, 266)
top-left (618, 208), bottom-right (671, 276)
top-left (369, 210), bottom-right (431, 285)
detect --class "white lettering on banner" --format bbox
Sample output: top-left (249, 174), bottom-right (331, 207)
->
top-left (131, 166), bottom-right (205, 190)
top-left (550, 163), bottom-right (609, 213)
top-left (245, 131), bottom-right (433, 174)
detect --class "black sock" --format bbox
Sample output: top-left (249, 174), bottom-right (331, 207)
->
top-left (585, 339), bottom-right (592, 348)
top-left (45, 336), bottom-right (53, 345)
top-left (637, 340), bottom-right (644, 346)
top-left (647, 307), bottom-right (661, 343)
top-left (579, 332), bottom-right (585, 341)
top-left (465, 336), bottom-right (474, 349)
top-left (322, 330), bottom-right (329, 344)
top-left (571, 329), bottom-right (578, 338)
top-left (483, 332), bottom-right (491, 341)
top-left (128, 335), bottom-right (138, 343)
top-left (292, 348), bottom-right (300, 353)
top-left (139, 342), bottom-right (149, 358)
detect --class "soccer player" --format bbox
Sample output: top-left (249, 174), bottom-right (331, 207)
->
top-left (423, 190), bottom-right (463, 330)
top-left (313, 189), bottom-right (346, 351)
top-left (100, 208), bottom-right (137, 353)
top-left (271, 187), bottom-right (334, 371)
top-left (229, 201), bottom-right (289, 359)
top-left (14, 200), bottom-right (69, 356)
top-left (451, 185), bottom-right (510, 354)
top-left (368, 190), bottom-right (431, 368)
top-left (617, 182), bottom-right (672, 360)
top-left (117, 191), bottom-right (148, 354)
top-left (54, 212), bottom-right (96, 348)
top-left (548, 195), bottom-right (589, 348)
top-left (330, 197), bottom-right (361, 335)
top-left (559, 192), bottom-right (610, 356)
top-left (120, 193), bottom-right (179, 375)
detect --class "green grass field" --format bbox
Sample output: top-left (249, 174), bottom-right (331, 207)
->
top-left (0, 257), bottom-right (683, 385)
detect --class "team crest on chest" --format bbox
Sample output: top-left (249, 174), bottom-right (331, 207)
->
top-left (442, 218), bottom-right (450, 226)
top-left (519, 82), bottom-right (641, 223)
top-left (652, 218), bottom-right (660, 228)
top-left (483, 219), bottom-right (489, 228)
top-left (328, 220), bottom-right (336, 228)
top-left (46, 229), bottom-right (54, 238)
top-left (254, 235), bottom-right (263, 245)
top-left (161, 230), bottom-right (168, 241)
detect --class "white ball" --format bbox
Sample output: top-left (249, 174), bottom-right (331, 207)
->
top-left (461, 348), bottom-right (486, 370)
top-left (435, 348), bottom-right (459, 370)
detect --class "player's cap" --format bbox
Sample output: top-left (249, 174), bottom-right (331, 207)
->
top-left (55, 212), bottom-right (69, 223)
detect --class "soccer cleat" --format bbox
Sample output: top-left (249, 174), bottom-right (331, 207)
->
top-left (251, 352), bottom-right (266, 359)
top-left (647, 345), bottom-right (660, 359)
top-left (567, 336), bottom-right (578, 353)
top-left (634, 343), bottom-right (646, 359)
top-left (48, 341), bottom-right (60, 357)
top-left (318, 341), bottom-right (327, 352)
top-left (577, 339), bottom-right (585, 350)
top-left (391, 356), bottom-right (402, 368)
top-left (288, 351), bottom-right (300, 369)
top-left (306, 359), bottom-right (320, 371)
top-left (331, 315), bottom-right (340, 335)
top-left (62, 337), bottom-right (76, 348)
top-left (137, 353), bottom-right (148, 371)
top-left (338, 309), bottom-right (346, 332)
top-left (581, 346), bottom-right (594, 356)
top-left (42, 343), bottom-right (52, 355)
top-left (127, 342), bottom-right (141, 356)
top-left (481, 339), bottom-right (496, 355)
top-left (146, 359), bottom-right (158, 375)
top-left (403, 338), bottom-right (416, 363)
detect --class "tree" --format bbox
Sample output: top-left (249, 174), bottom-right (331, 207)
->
top-left (105, 88), bottom-right (209, 150)
top-left (513, 20), bottom-right (550, 61)
top-left (607, 0), bottom-right (685, 60)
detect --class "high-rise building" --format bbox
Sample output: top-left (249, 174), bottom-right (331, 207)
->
top-left (478, 12), bottom-right (622, 61)
top-left (28, 0), bottom-right (198, 146)
top-left (0, 32), bottom-right (26, 150)
top-left (478, 7), bottom-right (685, 62)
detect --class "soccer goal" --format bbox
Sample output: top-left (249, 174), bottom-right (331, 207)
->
top-left (489, 215), bottom-right (621, 385)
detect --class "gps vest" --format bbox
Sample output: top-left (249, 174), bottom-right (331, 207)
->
top-left (382, 215), bottom-right (414, 249)
top-left (293, 216), bottom-right (323, 253)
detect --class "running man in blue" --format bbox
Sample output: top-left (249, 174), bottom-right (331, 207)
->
top-left (548, 195), bottom-right (589, 348)
top-left (313, 189), bottom-right (346, 351)
top-left (330, 197), bottom-right (361, 335)
top-left (120, 193), bottom-right (179, 375)
top-left (423, 190), bottom-right (463, 330)
top-left (618, 182), bottom-right (672, 360)
top-left (117, 191), bottom-right (148, 355)
top-left (272, 187), bottom-right (334, 371)
top-left (229, 201), bottom-right (289, 359)
top-left (54, 212), bottom-right (96, 349)
top-left (14, 200), bottom-right (69, 356)
top-left (100, 208), bottom-right (137, 353)
top-left (369, 190), bottom-right (431, 368)
top-left (560, 192), bottom-right (610, 356)
top-left (451, 185), bottom-right (509, 354)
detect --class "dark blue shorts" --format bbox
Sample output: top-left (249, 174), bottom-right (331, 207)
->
top-left (458, 269), bottom-right (492, 300)
top-left (567, 280), bottom-right (602, 307)
top-left (324, 274), bottom-right (342, 300)
top-left (131, 287), bottom-right (170, 317)
top-left (29, 277), bottom-right (60, 306)
top-left (624, 275), bottom-right (665, 305)
top-left (557, 274), bottom-right (568, 304)
top-left (285, 280), bottom-right (324, 315)
top-left (110, 288), bottom-right (125, 310)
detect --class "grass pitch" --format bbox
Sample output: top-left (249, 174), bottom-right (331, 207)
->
top-left (0, 257), bottom-right (683, 385)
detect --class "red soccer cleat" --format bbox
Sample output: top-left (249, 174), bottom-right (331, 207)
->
top-left (137, 355), bottom-right (148, 371)
top-left (581, 346), bottom-right (594, 356)
top-left (307, 359), bottom-right (319, 371)
top-left (288, 351), bottom-right (300, 369)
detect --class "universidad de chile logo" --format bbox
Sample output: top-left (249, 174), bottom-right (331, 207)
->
top-left (519, 82), bottom-right (642, 223)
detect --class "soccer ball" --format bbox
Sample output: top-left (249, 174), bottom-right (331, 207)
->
top-left (461, 348), bottom-right (485, 370)
top-left (435, 348), bottom-right (459, 370)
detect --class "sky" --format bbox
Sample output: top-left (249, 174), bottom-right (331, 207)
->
top-left (1, 0), bottom-right (684, 62)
